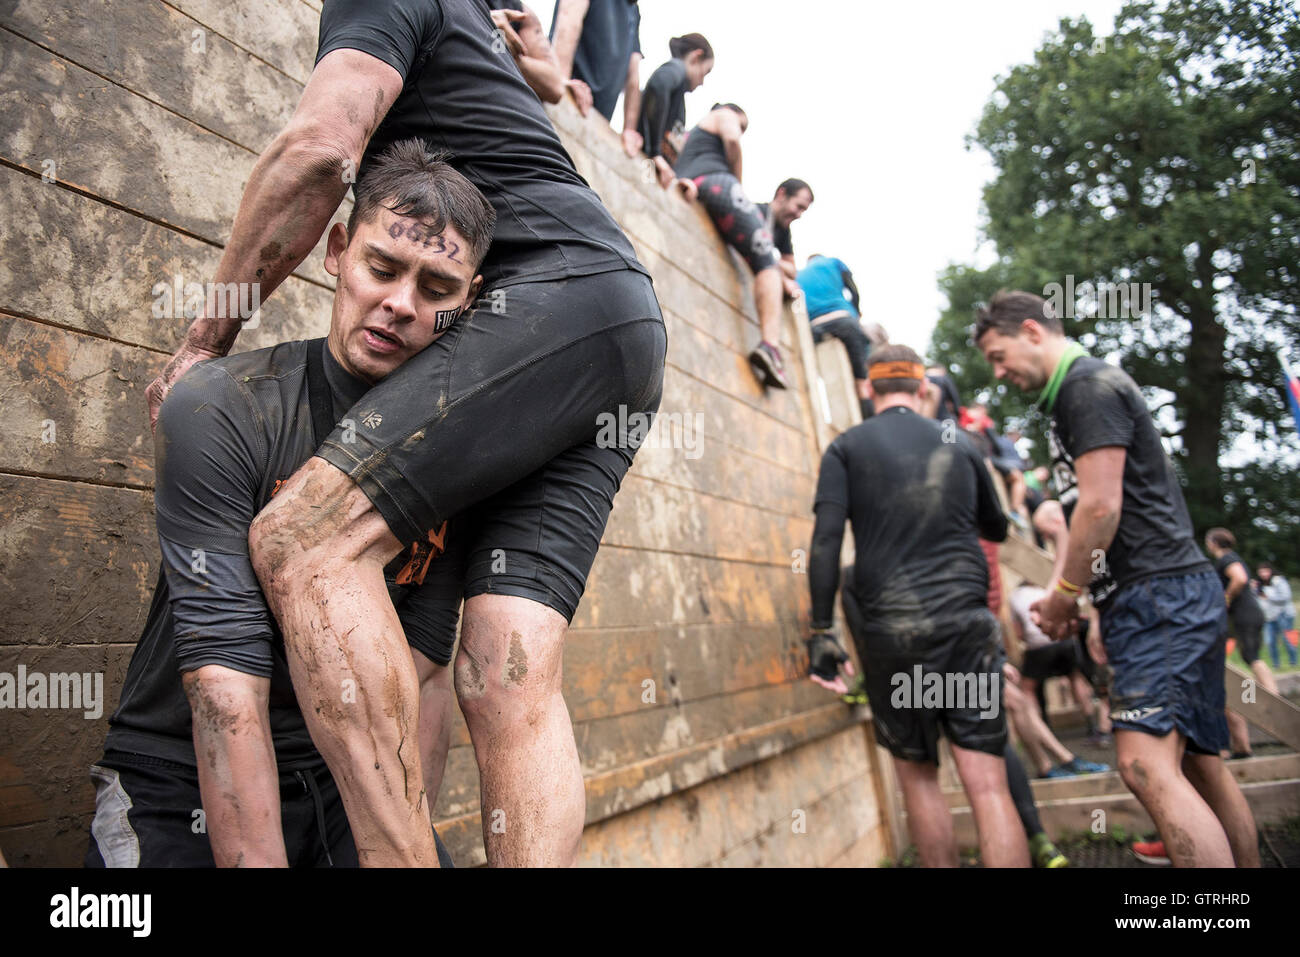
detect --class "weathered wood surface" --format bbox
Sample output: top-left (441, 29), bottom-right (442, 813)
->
top-left (0, 2), bottom-right (891, 867)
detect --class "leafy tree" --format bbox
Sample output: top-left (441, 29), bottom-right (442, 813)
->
top-left (931, 0), bottom-right (1300, 569)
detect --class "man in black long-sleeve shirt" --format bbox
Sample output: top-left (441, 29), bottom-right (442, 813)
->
top-left (806, 345), bottom-right (1028, 867)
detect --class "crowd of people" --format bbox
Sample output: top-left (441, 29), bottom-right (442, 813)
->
top-left (809, 290), bottom-right (1295, 868)
top-left (71, 0), bottom-right (1293, 871)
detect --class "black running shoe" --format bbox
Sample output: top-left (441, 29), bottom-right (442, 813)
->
top-left (749, 341), bottom-right (789, 389)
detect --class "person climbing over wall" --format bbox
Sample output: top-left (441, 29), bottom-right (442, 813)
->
top-left (636, 32), bottom-right (713, 187)
top-left (674, 103), bottom-right (813, 389)
top-left (797, 254), bottom-right (877, 419)
top-left (145, 0), bottom-right (667, 868)
top-left (550, 0), bottom-right (642, 148)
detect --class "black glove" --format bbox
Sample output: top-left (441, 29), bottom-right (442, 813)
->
top-left (806, 630), bottom-right (849, 682)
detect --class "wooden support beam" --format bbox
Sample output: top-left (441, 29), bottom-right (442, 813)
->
top-left (1225, 662), bottom-right (1300, 751)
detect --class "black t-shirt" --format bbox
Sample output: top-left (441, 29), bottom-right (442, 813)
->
top-left (1214, 551), bottom-right (1266, 624)
top-left (1048, 356), bottom-right (1210, 605)
top-left (673, 125), bottom-right (731, 179)
top-left (637, 58), bottom-right (687, 160)
top-left (811, 407), bottom-right (1008, 635)
top-left (106, 342), bottom-right (451, 769)
top-left (549, 0), bottom-right (640, 120)
top-left (756, 202), bottom-right (793, 257)
top-left (318, 0), bottom-right (646, 289)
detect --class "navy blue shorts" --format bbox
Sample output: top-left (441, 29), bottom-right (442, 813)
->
top-left (1099, 568), bottom-right (1229, 755)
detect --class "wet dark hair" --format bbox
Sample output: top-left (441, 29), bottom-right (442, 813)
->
top-left (711, 102), bottom-right (746, 117)
top-left (669, 33), bottom-right (713, 60)
top-left (1206, 527), bottom-right (1236, 550)
top-left (777, 178), bottom-right (814, 202)
top-left (974, 289), bottom-right (1063, 341)
top-left (348, 139), bottom-right (496, 269)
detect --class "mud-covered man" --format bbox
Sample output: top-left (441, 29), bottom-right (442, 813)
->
top-left (88, 142), bottom-right (490, 867)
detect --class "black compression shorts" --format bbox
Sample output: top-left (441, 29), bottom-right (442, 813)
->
top-left (316, 269), bottom-right (667, 624)
top-left (690, 173), bottom-right (781, 274)
top-left (842, 586), bottom-right (1008, 765)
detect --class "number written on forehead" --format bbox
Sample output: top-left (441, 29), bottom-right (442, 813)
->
top-left (387, 220), bottom-right (462, 263)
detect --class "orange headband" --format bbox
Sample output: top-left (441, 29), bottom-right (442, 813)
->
top-left (868, 361), bottom-right (925, 381)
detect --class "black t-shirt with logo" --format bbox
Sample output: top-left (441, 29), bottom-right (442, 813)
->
top-left (756, 202), bottom-right (793, 258)
top-left (812, 407), bottom-right (1008, 635)
top-left (1214, 551), bottom-right (1266, 625)
top-left (106, 342), bottom-right (453, 769)
top-left (1048, 356), bottom-right (1210, 605)
top-left (317, 0), bottom-right (647, 289)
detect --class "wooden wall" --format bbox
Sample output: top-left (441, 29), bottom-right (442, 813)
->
top-left (0, 0), bottom-right (894, 865)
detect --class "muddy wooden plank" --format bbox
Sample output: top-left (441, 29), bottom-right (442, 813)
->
top-left (574, 547), bottom-right (812, 631)
top-left (661, 305), bottom-right (808, 433)
top-left (0, 166), bottom-right (335, 354)
top-left (0, 641), bottom-right (135, 847)
top-left (164, 0), bottom-right (321, 84)
top-left (627, 422), bottom-right (816, 519)
top-left (605, 473), bottom-right (813, 565)
top-left (0, 35), bottom-right (343, 285)
top-left (1226, 662), bottom-right (1300, 751)
top-left (0, 478), bottom-right (156, 650)
top-left (2, 0), bottom-right (301, 153)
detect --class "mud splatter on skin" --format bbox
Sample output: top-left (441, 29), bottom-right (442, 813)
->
top-left (457, 646), bottom-right (488, 700)
top-left (1166, 823), bottom-right (1195, 865)
top-left (1127, 758), bottom-right (1149, 793)
top-left (505, 632), bottom-right (528, 686)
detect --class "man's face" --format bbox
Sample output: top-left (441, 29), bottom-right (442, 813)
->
top-left (774, 187), bottom-right (813, 228)
top-left (977, 324), bottom-right (1050, 392)
top-left (325, 208), bottom-right (483, 383)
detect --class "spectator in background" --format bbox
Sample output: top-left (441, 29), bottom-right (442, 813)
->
top-left (1256, 563), bottom-right (1297, 668)
top-left (797, 254), bottom-right (881, 420)
top-left (924, 365), bottom-right (963, 423)
top-left (675, 105), bottom-right (813, 389)
top-left (551, 0), bottom-right (642, 154)
top-left (489, 3), bottom-right (567, 104)
top-left (637, 33), bottom-right (714, 187)
top-left (1205, 528), bottom-right (1279, 759)
top-left (962, 403), bottom-right (1028, 526)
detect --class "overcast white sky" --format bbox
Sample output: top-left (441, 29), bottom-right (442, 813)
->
top-left (532, 0), bottom-right (1128, 354)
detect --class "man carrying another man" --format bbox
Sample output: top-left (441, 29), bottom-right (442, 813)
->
top-left (806, 345), bottom-right (1028, 867)
top-left (89, 142), bottom-right (484, 867)
top-left (146, 0), bottom-right (667, 867)
top-left (975, 289), bottom-right (1258, 867)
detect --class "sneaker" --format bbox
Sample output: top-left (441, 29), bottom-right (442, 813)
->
top-left (1042, 763), bottom-right (1078, 779)
top-left (748, 341), bottom-right (789, 389)
top-left (1066, 757), bottom-right (1110, 774)
top-left (1131, 839), bottom-right (1170, 866)
top-left (1029, 833), bottom-right (1069, 869)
